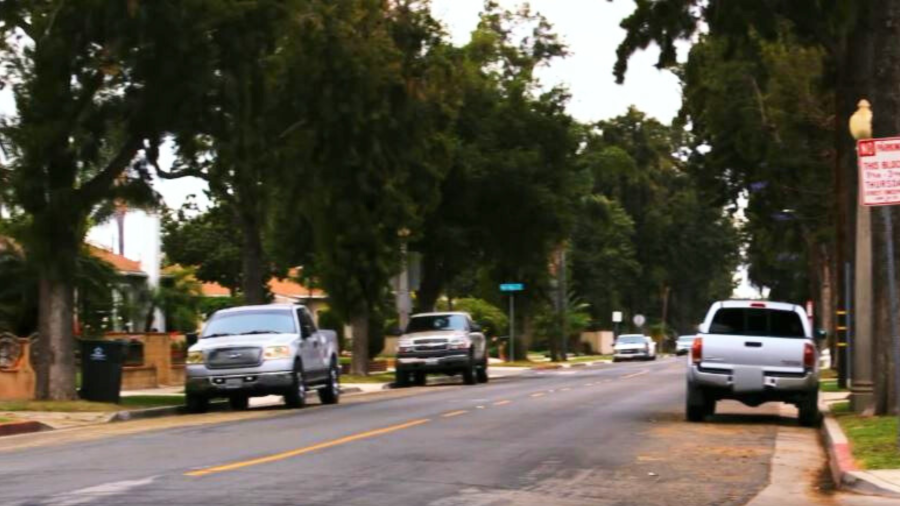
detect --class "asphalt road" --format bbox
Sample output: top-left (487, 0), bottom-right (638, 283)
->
top-left (0, 358), bottom-right (802, 506)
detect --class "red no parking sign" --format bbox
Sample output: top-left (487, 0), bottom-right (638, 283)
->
top-left (858, 137), bottom-right (900, 206)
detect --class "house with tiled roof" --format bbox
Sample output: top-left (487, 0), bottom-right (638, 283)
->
top-left (199, 268), bottom-right (330, 322)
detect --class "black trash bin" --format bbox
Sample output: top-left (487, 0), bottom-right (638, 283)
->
top-left (79, 340), bottom-right (125, 404)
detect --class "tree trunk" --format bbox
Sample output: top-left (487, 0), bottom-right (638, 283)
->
top-left (238, 212), bottom-right (267, 305)
top-left (414, 253), bottom-right (442, 313)
top-left (870, 0), bottom-right (900, 415)
top-left (34, 274), bottom-right (77, 401)
top-left (350, 306), bottom-right (369, 376)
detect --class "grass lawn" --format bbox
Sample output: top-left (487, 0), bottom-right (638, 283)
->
top-left (0, 395), bottom-right (185, 413)
top-left (0, 417), bottom-right (15, 423)
top-left (832, 401), bottom-right (900, 469)
top-left (820, 368), bottom-right (838, 380)
top-left (342, 372), bottom-right (395, 384)
top-left (820, 378), bottom-right (848, 393)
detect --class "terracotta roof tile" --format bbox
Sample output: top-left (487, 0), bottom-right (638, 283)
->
top-left (88, 245), bottom-right (145, 276)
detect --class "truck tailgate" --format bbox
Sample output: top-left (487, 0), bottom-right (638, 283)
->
top-left (701, 334), bottom-right (807, 373)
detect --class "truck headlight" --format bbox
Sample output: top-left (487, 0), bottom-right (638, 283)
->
top-left (187, 351), bottom-right (204, 364)
top-left (448, 338), bottom-right (471, 350)
top-left (264, 346), bottom-right (292, 360)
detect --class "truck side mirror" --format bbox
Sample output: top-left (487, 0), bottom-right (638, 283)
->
top-left (815, 329), bottom-right (827, 341)
top-left (185, 332), bottom-right (198, 347)
top-left (470, 323), bottom-right (482, 333)
top-left (388, 326), bottom-right (403, 336)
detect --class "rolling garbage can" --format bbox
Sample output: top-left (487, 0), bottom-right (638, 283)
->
top-left (79, 340), bottom-right (125, 404)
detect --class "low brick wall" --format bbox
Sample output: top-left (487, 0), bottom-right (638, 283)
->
top-left (0, 337), bottom-right (35, 400)
top-left (121, 365), bottom-right (158, 390)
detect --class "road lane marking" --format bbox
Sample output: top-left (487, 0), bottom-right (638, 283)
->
top-left (441, 410), bottom-right (468, 418)
top-left (493, 400), bottom-right (512, 406)
top-left (560, 387), bottom-right (571, 392)
top-left (530, 392), bottom-right (546, 398)
top-left (476, 405), bottom-right (485, 409)
top-left (185, 418), bottom-right (430, 477)
top-left (621, 370), bottom-right (649, 379)
top-left (44, 477), bottom-right (157, 506)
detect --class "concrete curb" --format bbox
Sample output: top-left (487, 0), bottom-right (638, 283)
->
top-left (0, 420), bottom-right (50, 438)
top-left (819, 401), bottom-right (900, 498)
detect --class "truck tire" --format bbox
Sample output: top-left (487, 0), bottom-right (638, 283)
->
top-left (798, 390), bottom-right (821, 427)
top-left (413, 371), bottom-right (427, 386)
top-left (283, 362), bottom-right (307, 409)
top-left (318, 361), bottom-right (341, 405)
top-left (462, 361), bottom-right (477, 385)
top-left (476, 359), bottom-right (489, 383)
top-left (686, 383), bottom-right (710, 422)
top-left (229, 394), bottom-right (249, 411)
top-left (395, 368), bottom-right (411, 388)
top-left (186, 393), bottom-right (209, 414)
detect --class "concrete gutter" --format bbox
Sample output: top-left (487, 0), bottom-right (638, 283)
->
top-left (820, 401), bottom-right (900, 498)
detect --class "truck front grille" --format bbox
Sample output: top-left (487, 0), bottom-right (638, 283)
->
top-left (206, 347), bottom-right (263, 369)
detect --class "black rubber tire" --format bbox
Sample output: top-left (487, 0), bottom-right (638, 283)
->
top-left (318, 362), bottom-right (341, 405)
top-left (229, 395), bottom-right (249, 411)
top-left (413, 371), bottom-right (427, 386)
top-left (476, 359), bottom-right (489, 383)
top-left (686, 383), bottom-right (709, 422)
top-left (798, 390), bottom-right (821, 427)
top-left (612, 358), bottom-right (619, 363)
top-left (462, 361), bottom-right (477, 385)
top-left (283, 362), bottom-right (307, 409)
top-left (186, 393), bottom-right (209, 414)
top-left (395, 368), bottom-right (411, 388)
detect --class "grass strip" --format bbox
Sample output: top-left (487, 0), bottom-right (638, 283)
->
top-left (832, 401), bottom-right (900, 469)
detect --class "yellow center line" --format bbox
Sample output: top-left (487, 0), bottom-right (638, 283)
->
top-left (493, 400), bottom-right (512, 406)
top-left (441, 410), bottom-right (468, 418)
top-left (530, 392), bottom-right (546, 398)
top-left (621, 370), bottom-right (649, 379)
top-left (185, 418), bottom-right (430, 477)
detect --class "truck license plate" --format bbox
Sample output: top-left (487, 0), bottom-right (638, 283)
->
top-left (732, 366), bottom-right (764, 393)
top-left (225, 378), bottom-right (242, 389)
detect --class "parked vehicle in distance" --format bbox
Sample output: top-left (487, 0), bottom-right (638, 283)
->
top-left (686, 300), bottom-right (823, 426)
top-left (675, 335), bottom-right (697, 356)
top-left (184, 304), bottom-right (340, 413)
top-left (612, 334), bottom-right (656, 362)
top-left (395, 312), bottom-right (488, 386)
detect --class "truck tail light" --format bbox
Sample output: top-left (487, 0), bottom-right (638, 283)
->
top-left (691, 337), bottom-right (703, 365)
top-left (804, 342), bottom-right (816, 370)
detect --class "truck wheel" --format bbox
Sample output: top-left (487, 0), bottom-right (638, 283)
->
top-left (476, 359), bottom-right (489, 383)
top-left (318, 362), bottom-right (341, 405)
top-left (283, 362), bottom-right (307, 409)
top-left (229, 395), bottom-right (249, 411)
top-left (612, 358), bottom-right (619, 363)
top-left (414, 371), bottom-right (427, 386)
top-left (462, 361), bottom-right (477, 385)
top-left (798, 390), bottom-right (821, 427)
top-left (186, 393), bottom-right (209, 414)
top-left (686, 383), bottom-right (709, 422)
top-left (395, 368), bottom-right (411, 388)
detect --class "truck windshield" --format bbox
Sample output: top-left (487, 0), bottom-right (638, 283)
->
top-left (709, 308), bottom-right (806, 338)
top-left (617, 335), bottom-right (645, 344)
top-left (202, 310), bottom-right (296, 338)
top-left (406, 315), bottom-right (468, 333)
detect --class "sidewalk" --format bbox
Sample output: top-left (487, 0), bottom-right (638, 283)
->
top-left (820, 391), bottom-right (900, 499)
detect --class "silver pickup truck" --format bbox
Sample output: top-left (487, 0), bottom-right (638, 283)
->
top-left (686, 300), bottom-right (824, 426)
top-left (395, 312), bottom-right (488, 386)
top-left (185, 304), bottom-right (340, 413)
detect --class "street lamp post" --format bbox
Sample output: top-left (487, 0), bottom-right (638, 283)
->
top-left (849, 99), bottom-right (875, 414)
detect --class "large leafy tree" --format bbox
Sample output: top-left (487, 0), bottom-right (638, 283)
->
top-left (0, 1), bottom-right (216, 399)
top-left (162, 204), bottom-right (244, 295)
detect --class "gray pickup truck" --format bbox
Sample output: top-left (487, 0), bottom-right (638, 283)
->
top-left (395, 312), bottom-right (488, 387)
top-left (686, 300), bottom-right (824, 426)
top-left (185, 304), bottom-right (340, 412)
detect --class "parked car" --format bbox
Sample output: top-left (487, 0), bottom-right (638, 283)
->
top-left (612, 334), bottom-right (656, 362)
top-left (395, 312), bottom-right (488, 386)
top-left (184, 304), bottom-right (340, 413)
top-left (675, 335), bottom-right (697, 356)
top-left (686, 300), bottom-right (824, 426)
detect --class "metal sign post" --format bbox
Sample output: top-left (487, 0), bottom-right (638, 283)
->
top-left (501, 283), bottom-right (525, 361)
top-left (612, 311), bottom-right (623, 340)
top-left (857, 137), bottom-right (900, 448)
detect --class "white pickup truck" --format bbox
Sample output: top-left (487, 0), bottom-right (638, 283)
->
top-left (686, 300), bottom-right (824, 426)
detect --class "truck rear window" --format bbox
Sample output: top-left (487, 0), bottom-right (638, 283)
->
top-left (709, 308), bottom-right (806, 338)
